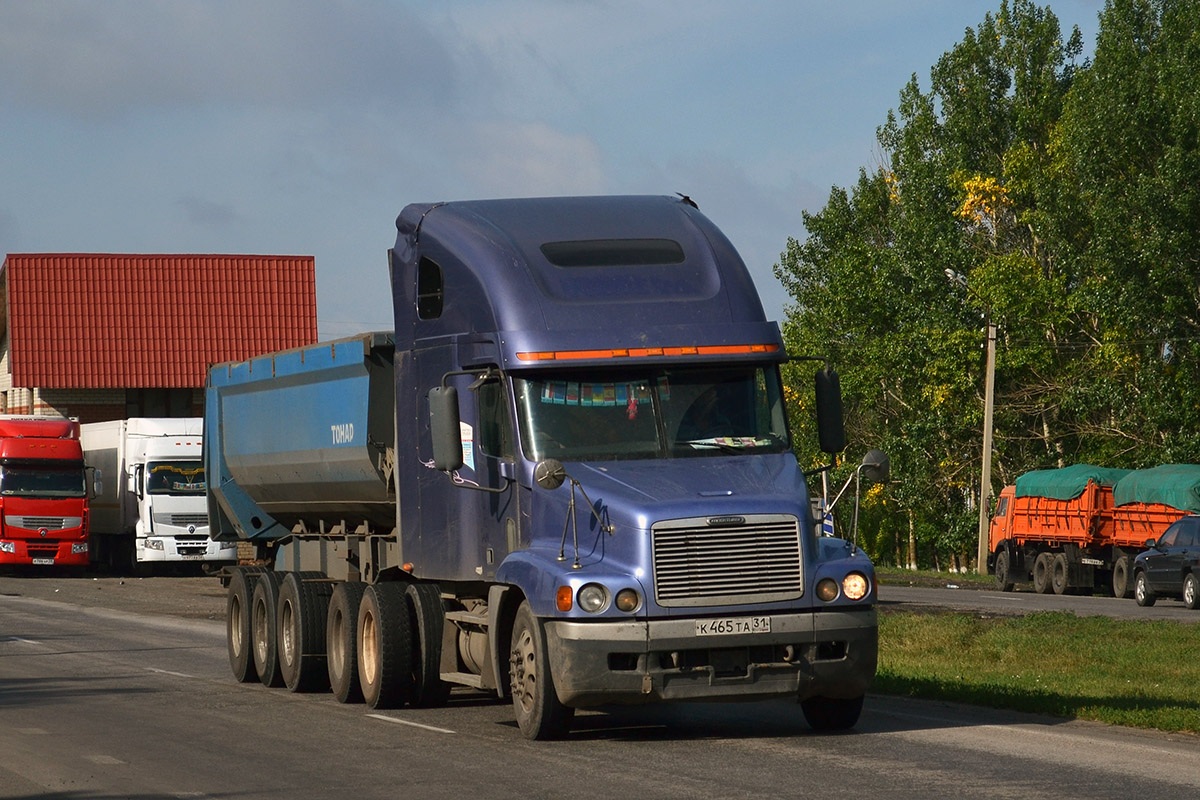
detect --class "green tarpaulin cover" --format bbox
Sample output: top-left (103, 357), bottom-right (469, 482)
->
top-left (1014, 464), bottom-right (1132, 500)
top-left (1113, 464), bottom-right (1200, 513)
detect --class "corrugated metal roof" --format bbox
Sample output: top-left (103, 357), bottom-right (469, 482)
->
top-left (2, 254), bottom-right (318, 388)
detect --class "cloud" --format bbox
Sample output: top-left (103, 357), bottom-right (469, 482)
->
top-left (455, 121), bottom-right (608, 197)
top-left (0, 1), bottom-right (460, 118)
top-left (176, 196), bottom-right (241, 229)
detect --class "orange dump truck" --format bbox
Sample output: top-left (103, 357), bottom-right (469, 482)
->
top-left (988, 464), bottom-right (1200, 596)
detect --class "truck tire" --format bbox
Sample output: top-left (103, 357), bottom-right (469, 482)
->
top-left (406, 582), bottom-right (452, 708)
top-left (1134, 570), bottom-right (1156, 607)
top-left (1051, 553), bottom-right (1071, 595)
top-left (509, 600), bottom-right (574, 739)
top-left (226, 566), bottom-right (266, 683)
top-left (327, 581), bottom-right (367, 703)
top-left (278, 572), bottom-right (333, 693)
top-left (252, 571), bottom-right (286, 687)
top-left (1184, 573), bottom-right (1200, 610)
top-left (1032, 553), bottom-right (1054, 594)
top-left (357, 582), bottom-right (414, 709)
top-left (1112, 556), bottom-right (1133, 599)
top-left (994, 551), bottom-right (1015, 592)
top-left (801, 694), bottom-right (865, 731)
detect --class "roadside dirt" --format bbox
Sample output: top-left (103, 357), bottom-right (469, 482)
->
top-left (0, 570), bottom-right (228, 621)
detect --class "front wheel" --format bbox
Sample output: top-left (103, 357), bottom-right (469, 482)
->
top-left (509, 601), bottom-right (574, 739)
top-left (801, 695), bottom-right (864, 731)
top-left (1134, 570), bottom-right (1156, 607)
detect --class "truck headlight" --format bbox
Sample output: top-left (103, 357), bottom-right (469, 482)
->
top-left (815, 578), bottom-right (839, 601)
top-left (71, 543), bottom-right (89, 555)
top-left (145, 538), bottom-right (165, 551)
top-left (577, 583), bottom-right (609, 613)
top-left (0, 541), bottom-right (15, 553)
top-left (614, 588), bottom-right (640, 613)
top-left (842, 572), bottom-right (870, 601)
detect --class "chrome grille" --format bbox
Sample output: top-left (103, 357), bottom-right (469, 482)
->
top-left (5, 516), bottom-right (82, 531)
top-left (170, 514), bottom-right (209, 527)
top-left (651, 514), bottom-right (803, 607)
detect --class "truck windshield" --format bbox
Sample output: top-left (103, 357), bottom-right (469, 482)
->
top-left (514, 364), bottom-right (790, 462)
top-left (147, 462), bottom-right (206, 495)
top-left (0, 461), bottom-right (87, 498)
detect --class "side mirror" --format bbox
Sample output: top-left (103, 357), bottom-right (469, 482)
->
top-left (428, 386), bottom-right (464, 471)
top-left (89, 467), bottom-right (103, 500)
top-left (814, 367), bottom-right (846, 454)
top-left (534, 458), bottom-right (566, 491)
top-left (1144, 537), bottom-right (1158, 549)
top-left (132, 463), bottom-right (144, 500)
top-left (860, 449), bottom-right (889, 485)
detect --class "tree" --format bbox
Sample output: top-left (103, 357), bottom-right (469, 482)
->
top-left (777, 0), bottom-right (1081, 568)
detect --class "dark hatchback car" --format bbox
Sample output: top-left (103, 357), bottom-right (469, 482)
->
top-left (1133, 515), bottom-right (1200, 608)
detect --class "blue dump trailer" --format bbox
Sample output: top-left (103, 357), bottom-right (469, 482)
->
top-left (207, 195), bottom-right (880, 739)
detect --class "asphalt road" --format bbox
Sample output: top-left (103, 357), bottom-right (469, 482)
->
top-left (3, 586), bottom-right (1200, 798)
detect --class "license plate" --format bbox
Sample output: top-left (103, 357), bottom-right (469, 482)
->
top-left (695, 616), bottom-right (771, 636)
top-left (31, 558), bottom-right (54, 565)
top-left (181, 554), bottom-right (204, 560)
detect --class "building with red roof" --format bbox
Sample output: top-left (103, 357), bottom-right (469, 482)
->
top-left (0, 254), bottom-right (317, 422)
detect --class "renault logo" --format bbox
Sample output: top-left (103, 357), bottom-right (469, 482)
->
top-left (38, 528), bottom-right (48, 537)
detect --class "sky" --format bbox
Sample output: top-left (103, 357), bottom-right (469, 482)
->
top-left (0, 0), bottom-right (1105, 340)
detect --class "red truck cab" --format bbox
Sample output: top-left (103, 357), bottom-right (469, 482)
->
top-left (0, 416), bottom-right (90, 567)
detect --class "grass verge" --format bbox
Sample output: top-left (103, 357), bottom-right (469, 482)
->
top-left (878, 610), bottom-right (1200, 733)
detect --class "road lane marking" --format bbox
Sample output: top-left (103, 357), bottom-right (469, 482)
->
top-left (85, 755), bottom-right (125, 765)
top-left (367, 713), bottom-right (456, 734)
top-left (3, 636), bottom-right (42, 645)
top-left (147, 667), bottom-right (196, 679)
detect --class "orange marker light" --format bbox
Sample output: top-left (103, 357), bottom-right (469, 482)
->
top-left (556, 585), bottom-right (573, 612)
top-left (516, 343), bottom-right (779, 362)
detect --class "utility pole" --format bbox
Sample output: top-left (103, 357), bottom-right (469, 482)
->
top-left (978, 320), bottom-right (997, 573)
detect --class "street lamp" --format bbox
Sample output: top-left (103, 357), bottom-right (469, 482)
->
top-left (945, 269), bottom-right (997, 574)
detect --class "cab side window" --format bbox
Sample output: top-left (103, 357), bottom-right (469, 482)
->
top-left (477, 380), bottom-right (513, 459)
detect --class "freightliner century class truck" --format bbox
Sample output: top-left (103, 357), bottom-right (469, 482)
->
top-left (207, 195), bottom-right (881, 739)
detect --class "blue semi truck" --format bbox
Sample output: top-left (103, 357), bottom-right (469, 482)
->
top-left (207, 195), bottom-right (880, 738)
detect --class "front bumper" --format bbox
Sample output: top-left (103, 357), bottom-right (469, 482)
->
top-left (136, 536), bottom-right (238, 563)
top-left (543, 607), bottom-right (877, 708)
top-left (0, 538), bottom-right (90, 566)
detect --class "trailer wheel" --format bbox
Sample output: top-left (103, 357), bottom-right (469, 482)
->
top-left (327, 581), bottom-right (367, 703)
top-left (1184, 574), bottom-right (1199, 610)
top-left (1112, 556), bottom-right (1133, 599)
top-left (406, 582), bottom-right (452, 708)
top-left (1051, 554), bottom-right (1071, 595)
top-left (1134, 570), bottom-right (1156, 607)
top-left (994, 551), bottom-right (1015, 592)
top-left (1032, 553), bottom-right (1054, 594)
top-left (801, 694), bottom-right (865, 731)
top-left (509, 601), bottom-right (574, 739)
top-left (357, 582), bottom-right (414, 709)
top-left (278, 572), bottom-right (333, 693)
top-left (226, 566), bottom-right (266, 682)
top-left (252, 571), bottom-right (286, 687)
